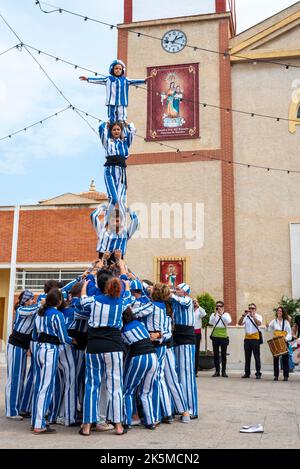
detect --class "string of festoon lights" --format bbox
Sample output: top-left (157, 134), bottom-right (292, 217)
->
top-left (0, 12), bottom-right (99, 138)
top-left (35, 0), bottom-right (300, 70)
top-left (7, 42), bottom-right (300, 126)
top-left (0, 12), bottom-right (300, 175)
top-left (2, 102), bottom-right (299, 174)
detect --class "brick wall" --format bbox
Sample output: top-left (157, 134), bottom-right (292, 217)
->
top-left (16, 208), bottom-right (97, 263)
top-left (0, 211), bottom-right (14, 262)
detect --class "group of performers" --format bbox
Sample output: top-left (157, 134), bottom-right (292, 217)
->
top-left (5, 59), bottom-right (198, 436)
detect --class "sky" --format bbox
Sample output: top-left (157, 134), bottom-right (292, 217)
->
top-left (0, 0), bottom-right (298, 205)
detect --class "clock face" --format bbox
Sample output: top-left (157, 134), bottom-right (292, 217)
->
top-left (161, 30), bottom-right (187, 53)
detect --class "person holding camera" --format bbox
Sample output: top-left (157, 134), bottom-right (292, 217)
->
top-left (209, 301), bottom-right (232, 377)
top-left (238, 304), bottom-right (263, 379)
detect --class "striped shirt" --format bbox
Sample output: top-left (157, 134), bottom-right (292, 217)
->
top-left (33, 307), bottom-right (72, 345)
top-left (87, 76), bottom-right (146, 106)
top-left (171, 294), bottom-right (195, 327)
top-left (80, 290), bottom-right (133, 329)
top-left (163, 315), bottom-right (173, 343)
top-left (99, 122), bottom-right (135, 158)
top-left (37, 278), bottom-right (79, 303)
top-left (67, 297), bottom-right (90, 333)
top-left (133, 301), bottom-right (167, 341)
top-left (13, 303), bottom-right (41, 335)
top-left (91, 206), bottom-right (139, 255)
top-left (122, 319), bottom-right (150, 346)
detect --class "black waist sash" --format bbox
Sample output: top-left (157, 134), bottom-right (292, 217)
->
top-left (87, 326), bottom-right (123, 354)
top-left (174, 325), bottom-right (196, 346)
top-left (165, 337), bottom-right (175, 349)
top-left (38, 333), bottom-right (61, 346)
top-left (67, 329), bottom-right (87, 351)
top-left (104, 156), bottom-right (127, 167)
top-left (8, 330), bottom-right (31, 350)
top-left (129, 338), bottom-right (155, 357)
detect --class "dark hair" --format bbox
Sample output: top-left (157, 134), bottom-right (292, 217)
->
top-left (70, 282), bottom-right (83, 298)
top-left (151, 283), bottom-right (170, 302)
top-left (122, 307), bottom-right (135, 325)
top-left (44, 279), bottom-right (59, 294)
top-left (165, 300), bottom-right (173, 319)
top-left (38, 289), bottom-right (63, 316)
top-left (142, 279), bottom-right (154, 286)
top-left (105, 278), bottom-right (122, 299)
top-left (97, 269), bottom-right (113, 293)
top-left (109, 121), bottom-right (123, 134)
top-left (276, 306), bottom-right (289, 321)
top-left (14, 291), bottom-right (27, 311)
top-left (248, 303), bottom-right (257, 309)
top-left (216, 301), bottom-right (224, 307)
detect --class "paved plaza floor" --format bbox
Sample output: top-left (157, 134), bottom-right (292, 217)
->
top-left (1, 367), bottom-right (300, 449)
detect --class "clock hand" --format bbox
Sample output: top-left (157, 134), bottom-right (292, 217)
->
top-left (173, 36), bottom-right (184, 44)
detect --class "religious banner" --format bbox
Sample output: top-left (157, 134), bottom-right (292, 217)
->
top-left (146, 63), bottom-right (199, 141)
top-left (159, 259), bottom-right (184, 288)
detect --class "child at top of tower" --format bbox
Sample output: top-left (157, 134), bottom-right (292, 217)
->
top-left (79, 59), bottom-right (151, 123)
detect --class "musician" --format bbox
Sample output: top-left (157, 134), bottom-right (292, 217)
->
top-left (238, 304), bottom-right (262, 379)
top-left (266, 307), bottom-right (292, 381)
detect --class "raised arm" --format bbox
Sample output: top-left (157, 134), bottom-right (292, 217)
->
top-left (127, 209), bottom-right (139, 239)
top-left (171, 293), bottom-right (192, 308)
top-left (16, 303), bottom-right (41, 317)
top-left (79, 76), bottom-right (108, 85)
top-left (98, 121), bottom-right (109, 149)
top-left (124, 122), bottom-right (136, 148)
top-left (127, 78), bottom-right (146, 86)
top-left (90, 205), bottom-right (106, 236)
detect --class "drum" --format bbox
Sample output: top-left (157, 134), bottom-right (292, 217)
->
top-left (267, 336), bottom-right (288, 357)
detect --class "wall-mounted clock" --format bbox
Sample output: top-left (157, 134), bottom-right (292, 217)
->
top-left (161, 29), bottom-right (187, 53)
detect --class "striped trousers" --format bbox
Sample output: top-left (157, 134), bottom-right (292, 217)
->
top-left (20, 341), bottom-right (38, 414)
top-left (74, 349), bottom-right (85, 410)
top-left (31, 343), bottom-right (59, 429)
top-left (107, 105), bottom-right (127, 124)
top-left (104, 165), bottom-right (127, 223)
top-left (5, 343), bottom-right (28, 417)
top-left (165, 347), bottom-right (188, 414)
top-left (48, 344), bottom-right (77, 425)
top-left (123, 353), bottom-right (158, 426)
top-left (153, 345), bottom-right (172, 422)
top-left (83, 351), bottom-right (123, 424)
top-left (175, 344), bottom-right (198, 418)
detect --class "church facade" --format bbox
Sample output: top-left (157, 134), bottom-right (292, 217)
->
top-left (118, 0), bottom-right (300, 327)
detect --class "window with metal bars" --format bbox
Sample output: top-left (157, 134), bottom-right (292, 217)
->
top-left (15, 270), bottom-right (83, 291)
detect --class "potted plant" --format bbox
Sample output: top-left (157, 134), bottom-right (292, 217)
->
top-left (197, 292), bottom-right (216, 370)
top-left (274, 296), bottom-right (300, 325)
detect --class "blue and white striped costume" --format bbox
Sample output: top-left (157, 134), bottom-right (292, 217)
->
top-left (133, 301), bottom-right (172, 421)
top-left (90, 205), bottom-right (139, 256)
top-left (164, 316), bottom-right (188, 415)
top-left (31, 307), bottom-right (72, 430)
top-left (20, 340), bottom-right (38, 414)
top-left (47, 306), bottom-right (78, 426)
top-left (122, 320), bottom-right (158, 426)
top-left (172, 294), bottom-right (198, 418)
top-left (36, 278), bottom-right (78, 303)
top-left (80, 290), bottom-right (133, 424)
top-left (68, 298), bottom-right (90, 409)
top-left (99, 121), bottom-right (136, 222)
top-left (5, 303), bottom-right (40, 417)
top-left (87, 59), bottom-right (146, 123)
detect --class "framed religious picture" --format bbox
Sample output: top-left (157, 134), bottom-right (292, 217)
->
top-left (146, 63), bottom-right (199, 141)
top-left (154, 257), bottom-right (189, 289)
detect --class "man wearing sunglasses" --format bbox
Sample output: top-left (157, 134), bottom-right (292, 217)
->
top-left (238, 304), bottom-right (263, 379)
